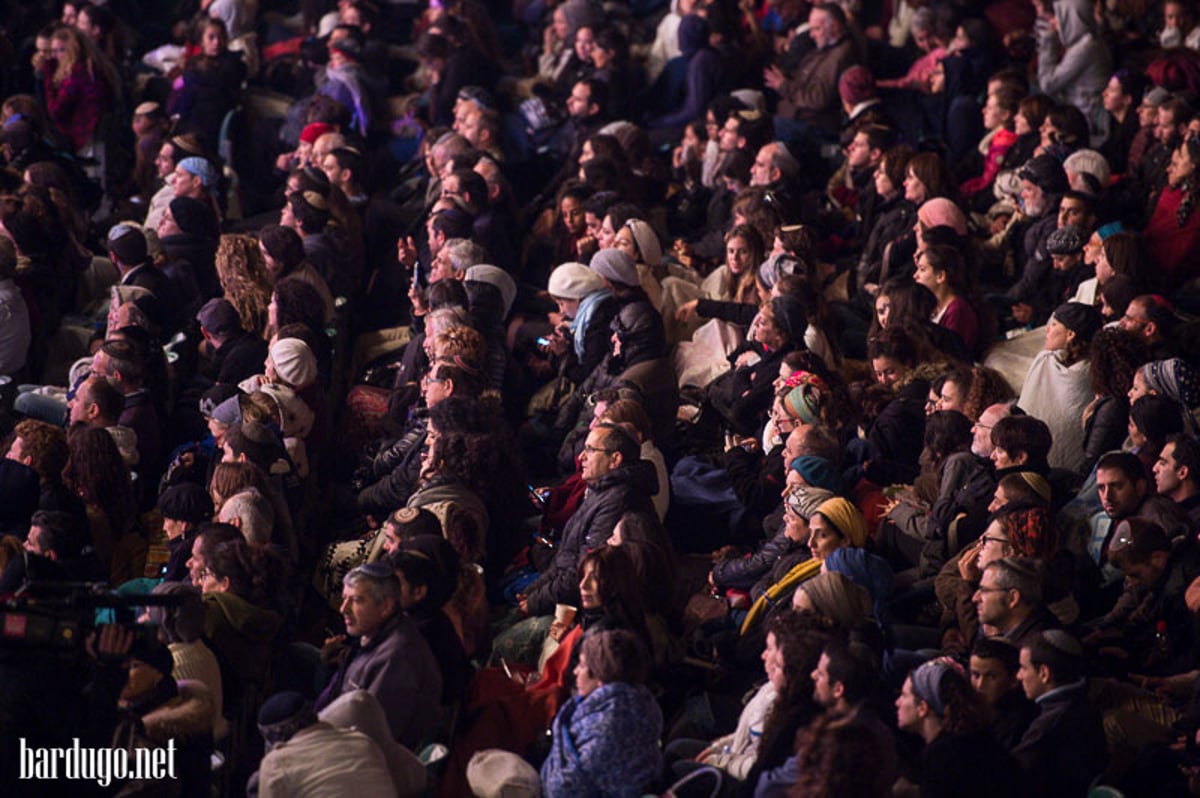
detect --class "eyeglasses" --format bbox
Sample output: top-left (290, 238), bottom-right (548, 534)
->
top-left (975, 586), bottom-right (1012, 594)
top-left (981, 535), bottom-right (1009, 546)
top-left (582, 444), bottom-right (615, 455)
top-left (1121, 314), bottom-right (1149, 327)
top-left (422, 374), bottom-right (447, 385)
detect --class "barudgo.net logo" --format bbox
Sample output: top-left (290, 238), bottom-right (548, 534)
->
top-left (20, 739), bottom-right (177, 787)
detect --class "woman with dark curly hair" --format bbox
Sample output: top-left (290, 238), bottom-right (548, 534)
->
top-left (63, 424), bottom-right (142, 584)
top-left (257, 225), bottom-right (334, 321)
top-left (197, 537), bottom-right (285, 691)
top-left (791, 713), bottom-right (897, 798)
top-left (666, 609), bottom-right (827, 791)
top-left (896, 659), bottom-right (1021, 797)
top-left (1081, 327), bottom-right (1149, 473)
top-left (216, 233), bottom-right (273, 338)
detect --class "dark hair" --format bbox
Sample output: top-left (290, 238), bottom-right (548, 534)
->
top-left (1100, 274), bottom-right (1138, 320)
top-left (870, 147), bottom-right (909, 196)
top-left (578, 545), bottom-right (651, 644)
top-left (1108, 516), bottom-right (1169, 569)
top-left (390, 550), bottom-right (453, 612)
top-left (1131, 394), bottom-right (1186, 449)
top-left (63, 424), bottom-right (138, 539)
top-left (1017, 94), bottom-right (1054, 131)
top-left (272, 277), bottom-right (326, 334)
top-left (950, 366), bottom-right (1014, 422)
top-left (1046, 105), bottom-right (1089, 147)
top-left (821, 639), bottom-right (879, 706)
top-left (1088, 327), bottom-right (1148, 398)
top-left (971, 637), bottom-right (1020, 673)
top-left (1167, 433), bottom-right (1200, 482)
top-left (920, 244), bottom-right (972, 298)
top-left (923, 410), bottom-right (973, 460)
top-left (224, 422), bottom-right (281, 471)
top-left (258, 225), bottom-right (306, 274)
top-left (867, 327), bottom-right (920, 369)
top-left (593, 422), bottom-right (642, 463)
top-left (791, 714), bottom-right (894, 798)
top-left (1024, 631), bottom-right (1086, 685)
top-left (207, 538), bottom-right (286, 606)
top-left (991, 415), bottom-right (1052, 471)
top-left (285, 191), bottom-right (330, 234)
top-left (29, 510), bottom-right (85, 559)
top-left (906, 152), bottom-right (953, 201)
top-left (763, 610), bottom-right (827, 763)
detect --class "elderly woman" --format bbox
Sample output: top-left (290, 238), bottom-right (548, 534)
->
top-left (1018, 302), bottom-right (1103, 474)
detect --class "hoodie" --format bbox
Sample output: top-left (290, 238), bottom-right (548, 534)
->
top-left (1038, 0), bottom-right (1111, 145)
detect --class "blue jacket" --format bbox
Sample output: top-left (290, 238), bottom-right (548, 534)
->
top-left (540, 681), bottom-right (663, 797)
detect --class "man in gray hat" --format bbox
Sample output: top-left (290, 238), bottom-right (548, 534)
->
top-left (196, 298), bottom-right (267, 386)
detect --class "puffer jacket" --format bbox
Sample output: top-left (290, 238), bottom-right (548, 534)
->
top-left (524, 459), bottom-right (658, 616)
top-left (711, 528), bottom-right (805, 591)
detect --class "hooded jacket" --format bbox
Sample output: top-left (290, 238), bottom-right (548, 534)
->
top-left (1037, 0), bottom-right (1111, 145)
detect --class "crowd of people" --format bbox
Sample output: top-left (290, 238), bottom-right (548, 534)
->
top-left (8, 0), bottom-right (1200, 795)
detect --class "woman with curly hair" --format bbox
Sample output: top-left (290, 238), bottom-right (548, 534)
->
top-left (666, 609), bottom-right (827, 791)
top-left (40, 26), bottom-right (119, 153)
top-left (197, 537), bottom-right (285, 690)
top-left (934, 366), bottom-right (1015, 423)
top-left (216, 234), bottom-right (272, 338)
top-left (257, 224), bottom-right (334, 321)
top-left (1082, 327), bottom-right (1149, 473)
top-left (63, 424), bottom-right (142, 584)
top-left (792, 713), bottom-right (897, 798)
top-left (896, 659), bottom-right (1021, 797)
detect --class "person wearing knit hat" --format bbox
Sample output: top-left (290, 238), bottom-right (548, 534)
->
top-left (1050, 301), bottom-right (1103, 346)
top-left (548, 262), bottom-right (605, 300)
top-left (266, 338), bottom-right (318, 390)
top-left (813, 497), bottom-right (869, 551)
top-left (1046, 225), bottom-right (1086, 256)
top-left (465, 264), bottom-right (517, 318)
top-left (838, 65), bottom-right (877, 110)
top-left (786, 485), bottom-right (835, 520)
top-left (917, 197), bottom-right (968, 236)
top-left (1017, 154), bottom-right (1069, 204)
top-left (1063, 149), bottom-right (1111, 194)
top-left (165, 195), bottom-right (219, 240)
top-left (790, 455), bottom-right (839, 492)
top-left (300, 122), bottom-right (336, 146)
top-left (590, 247), bottom-right (640, 287)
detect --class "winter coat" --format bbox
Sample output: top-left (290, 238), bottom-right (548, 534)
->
top-left (1037, 0), bottom-right (1111, 146)
top-left (540, 681), bottom-right (664, 797)
top-left (864, 381), bottom-right (927, 486)
top-left (1013, 680), bottom-right (1107, 798)
top-left (1081, 394), bottom-right (1129, 475)
top-left (888, 451), bottom-right (994, 577)
top-left (920, 730), bottom-right (1024, 798)
top-left (316, 612), bottom-right (443, 749)
top-left (112, 680), bottom-right (215, 797)
top-left (524, 459), bottom-right (658, 616)
top-left (203, 591), bottom-right (282, 689)
top-left (712, 527), bottom-right (805, 591)
top-left (356, 417), bottom-right (428, 518)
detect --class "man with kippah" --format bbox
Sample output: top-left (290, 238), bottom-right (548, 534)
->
top-left (1015, 630), bottom-right (1107, 797)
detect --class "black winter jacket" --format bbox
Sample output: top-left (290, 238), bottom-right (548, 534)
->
top-left (524, 459), bottom-right (658, 616)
